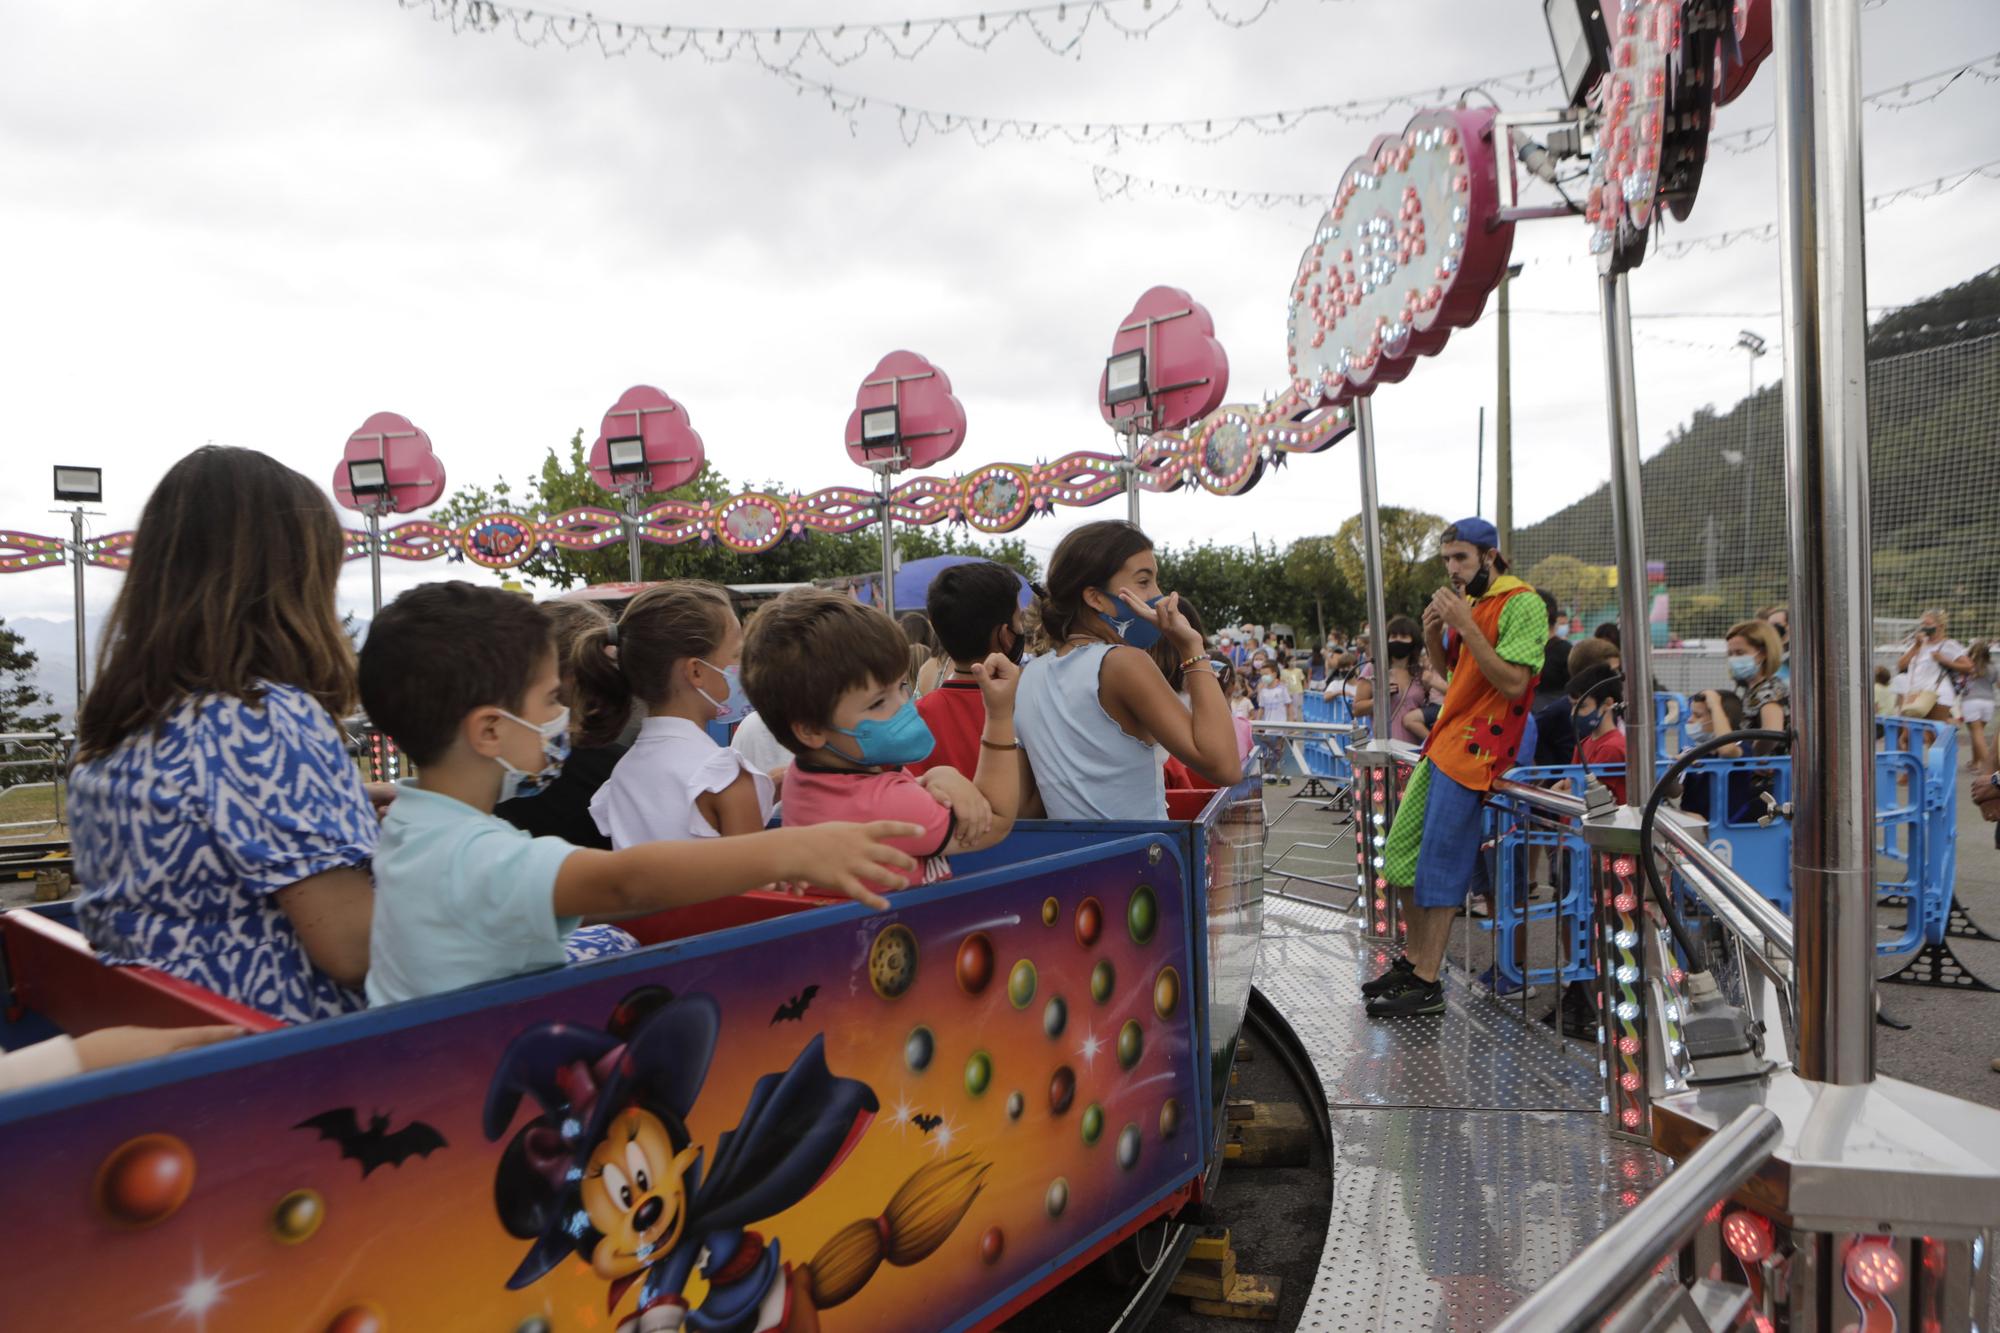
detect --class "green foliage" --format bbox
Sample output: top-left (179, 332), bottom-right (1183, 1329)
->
top-left (430, 432), bottom-right (1039, 593)
top-left (0, 619), bottom-right (61, 736)
top-left (1330, 507), bottom-right (1448, 628)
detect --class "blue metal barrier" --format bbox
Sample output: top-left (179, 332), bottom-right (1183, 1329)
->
top-left (1878, 718), bottom-right (1958, 950)
top-left (1480, 764), bottom-right (1596, 994)
top-left (1300, 691), bottom-right (1355, 784)
top-left (1653, 692), bottom-right (1688, 761)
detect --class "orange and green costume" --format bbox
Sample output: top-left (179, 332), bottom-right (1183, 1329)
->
top-left (1381, 575), bottom-right (1543, 905)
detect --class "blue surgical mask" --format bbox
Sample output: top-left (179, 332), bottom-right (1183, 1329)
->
top-left (695, 659), bottom-right (751, 725)
top-left (495, 705), bottom-right (571, 801)
top-left (1099, 593), bottom-right (1167, 651)
top-left (1571, 702), bottom-right (1599, 733)
top-left (828, 696), bottom-right (935, 769)
top-left (1684, 720), bottom-right (1711, 746)
top-left (1727, 654), bottom-right (1758, 682)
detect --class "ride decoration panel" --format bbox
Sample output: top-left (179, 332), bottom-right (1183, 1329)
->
top-left (0, 842), bottom-right (1200, 1332)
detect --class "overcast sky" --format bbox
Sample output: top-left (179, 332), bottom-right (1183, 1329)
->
top-left (3, 0), bottom-right (1996, 629)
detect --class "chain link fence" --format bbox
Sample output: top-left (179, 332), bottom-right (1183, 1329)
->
top-left (1514, 330), bottom-right (2000, 651)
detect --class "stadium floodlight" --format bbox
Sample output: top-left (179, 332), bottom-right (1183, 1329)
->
top-left (1104, 347), bottom-right (1149, 407)
top-left (605, 435), bottom-right (648, 479)
top-left (1544, 0), bottom-right (1611, 109)
top-left (345, 459), bottom-right (389, 498)
top-left (52, 465), bottom-right (102, 504)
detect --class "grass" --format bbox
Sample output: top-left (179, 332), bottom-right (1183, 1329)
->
top-left (0, 782), bottom-right (66, 842)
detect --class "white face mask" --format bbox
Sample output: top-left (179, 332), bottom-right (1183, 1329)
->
top-left (494, 706), bottom-right (571, 801)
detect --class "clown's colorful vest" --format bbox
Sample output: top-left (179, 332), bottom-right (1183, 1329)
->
top-left (1421, 575), bottom-right (1540, 792)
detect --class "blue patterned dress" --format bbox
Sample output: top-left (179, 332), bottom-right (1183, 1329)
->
top-left (71, 683), bottom-right (375, 1024)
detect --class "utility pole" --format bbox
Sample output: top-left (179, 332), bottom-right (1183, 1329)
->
top-left (1736, 329), bottom-right (1767, 399)
top-left (1496, 262), bottom-right (1524, 550)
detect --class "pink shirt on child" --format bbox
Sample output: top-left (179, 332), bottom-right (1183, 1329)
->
top-left (780, 763), bottom-right (953, 888)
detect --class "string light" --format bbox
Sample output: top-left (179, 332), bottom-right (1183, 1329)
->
top-left (1709, 50), bottom-right (2000, 155)
top-left (399, 0), bottom-right (1310, 72)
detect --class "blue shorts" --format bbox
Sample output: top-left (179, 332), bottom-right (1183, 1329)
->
top-left (1413, 766), bottom-right (1489, 909)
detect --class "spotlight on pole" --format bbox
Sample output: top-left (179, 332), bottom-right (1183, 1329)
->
top-left (345, 458), bottom-right (390, 501)
top-left (52, 465), bottom-right (103, 504)
top-left (1543, 0), bottom-right (1610, 109)
top-left (605, 435), bottom-right (649, 481)
top-left (1103, 348), bottom-right (1149, 407)
top-left (859, 405), bottom-right (902, 459)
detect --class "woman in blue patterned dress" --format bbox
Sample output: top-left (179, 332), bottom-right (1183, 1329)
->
top-left (69, 447), bottom-right (377, 1023)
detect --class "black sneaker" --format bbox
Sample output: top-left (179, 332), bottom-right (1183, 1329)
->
top-left (1366, 975), bottom-right (1445, 1017)
top-left (1361, 955), bottom-right (1414, 997)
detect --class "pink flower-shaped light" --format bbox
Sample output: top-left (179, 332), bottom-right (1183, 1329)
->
top-left (590, 385), bottom-right (705, 494)
top-left (332, 411), bottom-right (446, 514)
top-left (1098, 285), bottom-right (1229, 432)
top-left (844, 351), bottom-right (967, 472)
top-left (1713, 0), bottom-right (1771, 107)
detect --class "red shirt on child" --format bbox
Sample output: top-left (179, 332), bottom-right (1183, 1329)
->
top-left (910, 680), bottom-right (985, 779)
top-left (781, 762), bottom-right (954, 888)
top-left (1577, 727), bottom-right (1629, 805)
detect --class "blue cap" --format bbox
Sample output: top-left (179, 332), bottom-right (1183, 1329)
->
top-left (1442, 516), bottom-right (1499, 550)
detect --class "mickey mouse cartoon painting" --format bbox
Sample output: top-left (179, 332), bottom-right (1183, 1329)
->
top-left (486, 986), bottom-right (987, 1333)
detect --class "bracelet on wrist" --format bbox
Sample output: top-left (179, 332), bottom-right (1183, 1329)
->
top-left (981, 736), bottom-right (1021, 751)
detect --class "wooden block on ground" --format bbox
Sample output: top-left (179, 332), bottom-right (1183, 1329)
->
top-left (1226, 1102), bottom-right (1311, 1167)
top-left (1189, 1273), bottom-right (1281, 1321)
top-left (1226, 1097), bottom-right (1257, 1122)
top-left (1187, 1226), bottom-right (1232, 1263)
top-left (1235, 1039), bottom-right (1255, 1061)
top-left (1168, 1253), bottom-right (1237, 1301)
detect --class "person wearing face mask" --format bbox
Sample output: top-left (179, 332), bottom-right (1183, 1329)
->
top-left (1896, 608), bottom-right (1973, 724)
top-left (1351, 615), bottom-right (1424, 721)
top-left (495, 600), bottom-right (631, 850)
top-left (1566, 665), bottom-right (1629, 804)
top-left (578, 582), bottom-right (781, 848)
top-left (359, 583), bottom-right (925, 1008)
top-left (910, 561), bottom-right (1032, 780)
top-left (1013, 520), bottom-right (1243, 819)
top-left (1725, 618), bottom-right (1790, 750)
top-left (1365, 518), bottom-right (1544, 1019)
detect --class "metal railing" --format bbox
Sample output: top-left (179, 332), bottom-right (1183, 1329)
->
top-left (1653, 813), bottom-right (1796, 962)
top-left (1492, 1106), bottom-right (1782, 1332)
top-left (0, 731), bottom-right (69, 836)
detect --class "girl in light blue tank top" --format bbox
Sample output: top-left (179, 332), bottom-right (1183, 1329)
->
top-left (1013, 521), bottom-right (1244, 820)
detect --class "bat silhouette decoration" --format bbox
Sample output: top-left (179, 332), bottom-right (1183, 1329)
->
top-left (912, 1114), bottom-right (944, 1135)
top-left (771, 985), bottom-right (819, 1024)
top-left (295, 1108), bottom-right (448, 1177)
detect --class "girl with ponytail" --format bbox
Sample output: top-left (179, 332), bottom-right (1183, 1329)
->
top-left (494, 598), bottom-right (627, 850)
top-left (580, 582), bottom-right (778, 848)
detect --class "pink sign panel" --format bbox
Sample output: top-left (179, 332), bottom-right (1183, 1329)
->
top-left (590, 385), bottom-right (706, 493)
top-left (844, 351), bottom-right (967, 472)
top-left (331, 411), bottom-right (446, 514)
top-left (1285, 105), bottom-right (1516, 406)
top-left (1714, 0), bottom-right (1772, 107)
top-left (1098, 286), bottom-right (1229, 433)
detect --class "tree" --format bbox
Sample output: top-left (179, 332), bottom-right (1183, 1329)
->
top-left (1282, 535), bottom-right (1355, 642)
top-left (1525, 555), bottom-right (1609, 625)
top-left (1330, 507), bottom-right (1447, 627)
top-left (0, 619), bottom-right (62, 741)
top-left (428, 432), bottom-right (1038, 592)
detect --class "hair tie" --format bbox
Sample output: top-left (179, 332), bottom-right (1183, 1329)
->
top-left (1030, 582), bottom-right (1049, 600)
top-left (605, 622), bottom-right (619, 647)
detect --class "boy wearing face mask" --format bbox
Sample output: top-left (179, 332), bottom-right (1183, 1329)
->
top-left (1567, 665), bottom-right (1628, 804)
top-left (357, 583), bottom-right (927, 1007)
top-left (912, 561), bottom-right (1031, 780)
top-left (745, 589), bottom-right (1023, 888)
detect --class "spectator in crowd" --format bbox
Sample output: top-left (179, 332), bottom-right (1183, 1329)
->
top-left (1307, 648), bottom-right (1330, 691)
top-left (900, 611), bottom-right (947, 697)
top-left (1377, 636), bottom-right (1432, 745)
top-left (1962, 640), bottom-right (1995, 774)
top-left (1873, 665), bottom-right (1897, 716)
top-left (1352, 616), bottom-right (1423, 721)
top-left (1279, 652), bottom-right (1307, 720)
top-left (1567, 634), bottom-right (1620, 680)
top-left (1531, 619), bottom-right (1575, 769)
top-left (1897, 609), bottom-right (1972, 725)
top-left (1727, 617), bottom-right (1790, 747)
top-left (1757, 605), bottom-right (1791, 680)
top-left (1593, 622), bottom-right (1621, 650)
top-left (495, 599), bottom-right (627, 850)
top-left (912, 560), bottom-right (1028, 780)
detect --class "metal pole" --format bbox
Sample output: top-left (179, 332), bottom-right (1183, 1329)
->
top-left (1355, 398), bottom-right (1391, 747)
top-left (1474, 406), bottom-right (1485, 517)
top-left (69, 507), bottom-right (87, 716)
top-left (878, 468), bottom-right (897, 621)
top-left (1598, 273), bottom-right (1657, 804)
top-left (367, 511), bottom-right (383, 616)
top-left (1495, 267), bottom-right (1515, 550)
top-left (624, 493), bottom-right (644, 584)
top-left (1126, 431), bottom-right (1143, 528)
top-left (1774, 0), bottom-right (1876, 1085)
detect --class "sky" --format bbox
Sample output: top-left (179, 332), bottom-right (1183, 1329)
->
top-left (2, 0), bottom-right (1997, 639)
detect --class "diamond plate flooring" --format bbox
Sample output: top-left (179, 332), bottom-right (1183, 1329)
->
top-left (1258, 894), bottom-right (1661, 1331)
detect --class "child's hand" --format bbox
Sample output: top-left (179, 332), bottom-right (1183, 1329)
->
top-left (970, 653), bottom-right (1020, 719)
top-left (74, 1024), bottom-right (244, 1072)
top-left (781, 821), bottom-right (923, 910)
top-left (919, 768), bottom-right (993, 845)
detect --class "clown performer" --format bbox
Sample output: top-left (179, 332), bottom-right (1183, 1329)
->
top-left (1361, 518), bottom-right (1543, 1018)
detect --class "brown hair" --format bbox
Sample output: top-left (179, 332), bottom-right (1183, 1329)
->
top-left (1037, 519), bottom-right (1155, 643)
top-left (1150, 595), bottom-right (1208, 691)
top-left (76, 446), bottom-right (357, 761)
top-left (1726, 618), bottom-right (1784, 681)
top-left (741, 589), bottom-right (910, 756)
top-left (359, 582), bottom-right (554, 766)
top-left (537, 600), bottom-right (611, 697)
top-left (1567, 635), bottom-right (1620, 678)
top-left (571, 581), bottom-right (734, 748)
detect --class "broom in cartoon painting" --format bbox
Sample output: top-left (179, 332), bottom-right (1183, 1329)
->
top-left (486, 986), bottom-right (987, 1333)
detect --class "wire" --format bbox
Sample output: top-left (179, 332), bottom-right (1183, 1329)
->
top-left (400, 0), bottom-right (1319, 70)
top-left (1709, 51), bottom-right (2000, 155)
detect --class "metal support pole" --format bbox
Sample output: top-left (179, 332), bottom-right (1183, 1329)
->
top-left (1598, 272), bottom-right (1657, 805)
top-left (1355, 399), bottom-right (1391, 747)
top-left (1774, 0), bottom-right (1876, 1085)
top-left (1495, 267), bottom-right (1515, 550)
top-left (878, 468), bottom-right (897, 621)
top-left (69, 507), bottom-right (87, 715)
top-left (623, 493), bottom-right (644, 584)
top-left (366, 511), bottom-right (383, 616)
top-left (1126, 434), bottom-right (1143, 528)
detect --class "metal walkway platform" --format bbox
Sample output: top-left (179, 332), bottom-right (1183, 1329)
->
top-left (1257, 894), bottom-right (1662, 1331)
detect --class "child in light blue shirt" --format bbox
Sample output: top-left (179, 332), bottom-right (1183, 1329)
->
top-left (357, 583), bottom-right (925, 1007)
